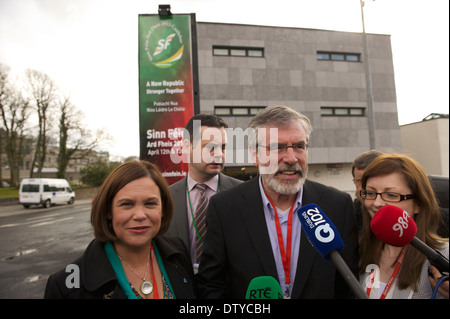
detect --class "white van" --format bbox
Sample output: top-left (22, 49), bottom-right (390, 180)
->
top-left (19, 178), bottom-right (75, 208)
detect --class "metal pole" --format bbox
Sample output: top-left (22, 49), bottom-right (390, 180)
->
top-left (360, 0), bottom-right (376, 149)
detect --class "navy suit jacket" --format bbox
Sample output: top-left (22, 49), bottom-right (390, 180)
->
top-left (165, 173), bottom-right (242, 256)
top-left (196, 177), bottom-right (359, 299)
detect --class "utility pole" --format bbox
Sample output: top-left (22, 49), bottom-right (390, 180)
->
top-left (360, 0), bottom-right (376, 149)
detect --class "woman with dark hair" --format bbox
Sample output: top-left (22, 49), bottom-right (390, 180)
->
top-left (358, 154), bottom-right (448, 299)
top-left (45, 161), bottom-right (195, 299)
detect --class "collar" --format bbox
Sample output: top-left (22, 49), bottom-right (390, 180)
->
top-left (79, 238), bottom-right (184, 298)
top-left (103, 239), bottom-right (178, 299)
top-left (187, 173), bottom-right (219, 192)
top-left (80, 240), bottom-right (120, 293)
top-left (258, 175), bottom-right (303, 215)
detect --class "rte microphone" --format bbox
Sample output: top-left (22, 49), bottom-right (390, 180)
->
top-left (297, 204), bottom-right (368, 299)
top-left (245, 276), bottom-right (283, 299)
top-left (371, 205), bottom-right (449, 273)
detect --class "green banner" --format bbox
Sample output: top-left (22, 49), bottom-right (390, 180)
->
top-left (138, 14), bottom-right (195, 184)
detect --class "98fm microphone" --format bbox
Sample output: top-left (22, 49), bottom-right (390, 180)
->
top-left (370, 205), bottom-right (449, 273)
top-left (297, 204), bottom-right (368, 299)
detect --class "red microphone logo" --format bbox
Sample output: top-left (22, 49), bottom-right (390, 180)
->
top-left (370, 205), bottom-right (417, 247)
top-left (392, 210), bottom-right (410, 238)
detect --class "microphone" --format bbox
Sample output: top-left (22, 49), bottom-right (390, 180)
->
top-left (370, 205), bottom-right (449, 273)
top-left (245, 276), bottom-right (283, 299)
top-left (297, 204), bottom-right (368, 299)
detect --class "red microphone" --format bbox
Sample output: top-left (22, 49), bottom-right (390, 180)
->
top-left (370, 205), bottom-right (449, 273)
top-left (370, 205), bottom-right (417, 247)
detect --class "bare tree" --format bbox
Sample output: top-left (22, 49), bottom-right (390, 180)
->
top-left (1, 66), bottom-right (114, 184)
top-left (0, 64), bottom-right (32, 187)
top-left (57, 95), bottom-right (78, 179)
top-left (57, 94), bottom-right (112, 179)
top-left (25, 69), bottom-right (57, 177)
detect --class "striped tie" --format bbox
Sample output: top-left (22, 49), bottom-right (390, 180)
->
top-left (195, 183), bottom-right (208, 261)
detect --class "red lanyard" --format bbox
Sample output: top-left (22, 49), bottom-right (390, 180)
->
top-left (264, 191), bottom-right (295, 288)
top-left (366, 247), bottom-right (407, 299)
top-left (150, 244), bottom-right (159, 299)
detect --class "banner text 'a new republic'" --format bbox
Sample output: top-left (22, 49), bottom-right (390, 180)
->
top-left (138, 14), bottom-right (196, 184)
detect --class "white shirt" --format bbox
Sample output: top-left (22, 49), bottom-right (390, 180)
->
top-left (258, 176), bottom-right (303, 298)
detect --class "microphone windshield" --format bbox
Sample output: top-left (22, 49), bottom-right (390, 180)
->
top-left (245, 276), bottom-right (283, 299)
top-left (370, 205), bottom-right (417, 247)
top-left (297, 203), bottom-right (344, 259)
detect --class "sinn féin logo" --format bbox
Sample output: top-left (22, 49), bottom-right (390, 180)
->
top-left (145, 21), bottom-right (184, 69)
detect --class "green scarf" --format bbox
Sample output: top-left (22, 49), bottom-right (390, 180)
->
top-left (104, 240), bottom-right (175, 299)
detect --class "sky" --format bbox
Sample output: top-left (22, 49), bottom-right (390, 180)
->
top-left (0, 0), bottom-right (448, 158)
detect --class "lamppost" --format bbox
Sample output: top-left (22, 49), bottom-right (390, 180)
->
top-left (360, 0), bottom-right (376, 150)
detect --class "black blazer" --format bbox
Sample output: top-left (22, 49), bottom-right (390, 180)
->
top-left (165, 173), bottom-right (242, 253)
top-left (196, 177), bottom-right (359, 299)
top-left (44, 237), bottom-right (195, 299)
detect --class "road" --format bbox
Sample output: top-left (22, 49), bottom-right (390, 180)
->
top-left (0, 199), bottom-right (94, 299)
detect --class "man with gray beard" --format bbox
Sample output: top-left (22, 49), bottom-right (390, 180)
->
top-left (196, 105), bottom-right (359, 299)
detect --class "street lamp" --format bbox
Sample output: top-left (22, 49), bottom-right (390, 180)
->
top-left (360, 0), bottom-right (376, 150)
top-left (158, 4), bottom-right (172, 17)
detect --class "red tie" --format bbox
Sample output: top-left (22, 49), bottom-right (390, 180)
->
top-left (195, 183), bottom-right (208, 261)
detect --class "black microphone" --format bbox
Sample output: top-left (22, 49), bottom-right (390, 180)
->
top-left (245, 276), bottom-right (283, 299)
top-left (371, 205), bottom-right (449, 273)
top-left (297, 203), bottom-right (368, 299)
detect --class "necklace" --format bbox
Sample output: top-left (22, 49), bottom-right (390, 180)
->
top-left (117, 245), bottom-right (153, 295)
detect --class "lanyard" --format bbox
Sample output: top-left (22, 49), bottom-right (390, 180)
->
top-left (150, 244), bottom-right (159, 299)
top-left (152, 241), bottom-right (176, 299)
top-left (366, 247), bottom-right (407, 299)
top-left (186, 175), bottom-right (220, 243)
top-left (264, 190), bottom-right (296, 297)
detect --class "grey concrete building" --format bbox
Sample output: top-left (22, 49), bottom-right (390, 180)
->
top-left (196, 22), bottom-right (401, 195)
top-left (401, 114), bottom-right (449, 177)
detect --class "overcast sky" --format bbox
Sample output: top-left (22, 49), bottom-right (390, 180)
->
top-left (0, 0), bottom-right (448, 158)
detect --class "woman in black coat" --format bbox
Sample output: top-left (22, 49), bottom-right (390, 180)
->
top-left (44, 161), bottom-right (195, 299)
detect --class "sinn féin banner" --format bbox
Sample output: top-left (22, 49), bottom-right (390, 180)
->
top-left (138, 14), bottom-right (198, 184)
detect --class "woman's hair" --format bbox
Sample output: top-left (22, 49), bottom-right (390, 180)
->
top-left (359, 153), bottom-right (447, 290)
top-left (91, 160), bottom-right (173, 242)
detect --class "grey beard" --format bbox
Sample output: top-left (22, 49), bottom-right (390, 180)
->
top-left (261, 164), bottom-right (307, 195)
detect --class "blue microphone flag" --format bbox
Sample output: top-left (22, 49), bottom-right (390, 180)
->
top-left (296, 203), bottom-right (344, 259)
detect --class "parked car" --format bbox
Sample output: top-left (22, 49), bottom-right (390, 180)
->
top-left (19, 178), bottom-right (75, 208)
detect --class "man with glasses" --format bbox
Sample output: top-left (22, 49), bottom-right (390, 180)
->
top-left (351, 150), bottom-right (384, 233)
top-left (197, 105), bottom-right (359, 299)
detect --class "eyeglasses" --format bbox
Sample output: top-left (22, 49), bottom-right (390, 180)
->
top-left (258, 142), bottom-right (309, 156)
top-left (360, 190), bottom-right (415, 203)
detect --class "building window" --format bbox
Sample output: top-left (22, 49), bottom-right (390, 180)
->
top-left (215, 107), bottom-right (231, 116)
top-left (321, 107), bottom-right (365, 117)
top-left (213, 46), bottom-right (264, 58)
top-left (317, 52), bottom-right (330, 60)
top-left (317, 51), bottom-right (360, 62)
top-left (215, 106), bottom-right (266, 116)
top-left (213, 48), bottom-right (229, 56)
